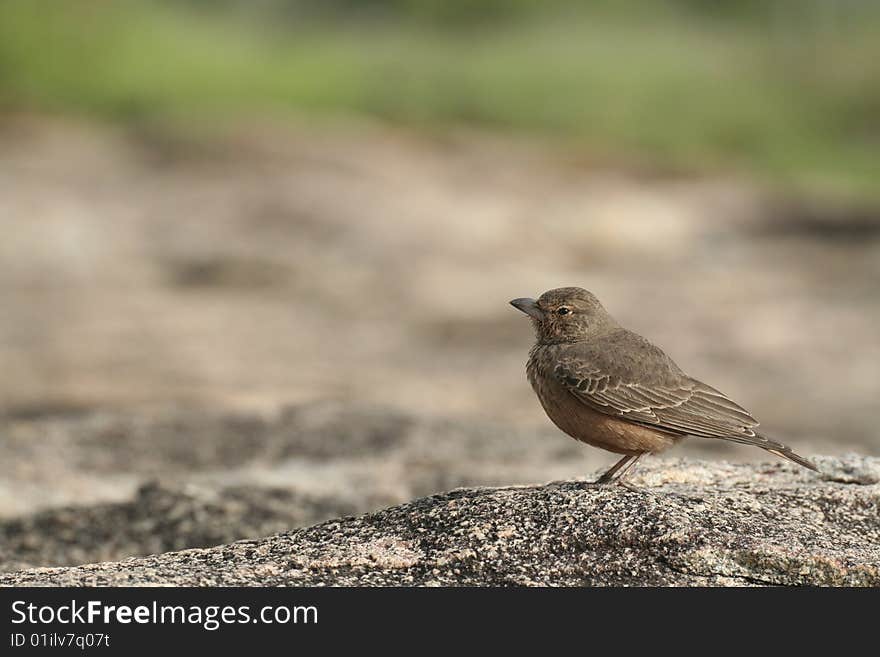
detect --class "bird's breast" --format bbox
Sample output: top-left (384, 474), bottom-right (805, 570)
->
top-left (526, 344), bottom-right (677, 455)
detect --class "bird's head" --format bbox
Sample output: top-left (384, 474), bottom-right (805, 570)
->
top-left (510, 287), bottom-right (618, 344)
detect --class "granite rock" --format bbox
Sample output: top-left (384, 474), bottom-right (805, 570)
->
top-left (2, 456), bottom-right (877, 587)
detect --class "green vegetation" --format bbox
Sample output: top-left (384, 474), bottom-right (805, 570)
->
top-left (1, 0), bottom-right (878, 197)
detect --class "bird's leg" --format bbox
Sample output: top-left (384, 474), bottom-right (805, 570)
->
top-left (613, 453), bottom-right (645, 492)
top-left (589, 453), bottom-right (646, 492)
top-left (614, 453), bottom-right (643, 480)
top-left (594, 455), bottom-right (635, 484)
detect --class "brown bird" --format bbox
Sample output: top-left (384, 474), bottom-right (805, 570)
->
top-left (510, 287), bottom-right (817, 487)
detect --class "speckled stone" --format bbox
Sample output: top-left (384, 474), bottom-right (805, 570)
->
top-left (2, 456), bottom-right (877, 587)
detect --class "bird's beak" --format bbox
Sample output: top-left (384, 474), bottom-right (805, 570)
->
top-left (509, 297), bottom-right (544, 321)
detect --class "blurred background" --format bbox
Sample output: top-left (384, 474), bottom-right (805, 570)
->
top-left (1, 0), bottom-right (878, 569)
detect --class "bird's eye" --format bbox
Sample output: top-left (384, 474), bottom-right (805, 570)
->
top-left (556, 307), bottom-right (571, 316)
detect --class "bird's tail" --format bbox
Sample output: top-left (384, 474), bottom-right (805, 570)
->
top-left (755, 433), bottom-right (819, 472)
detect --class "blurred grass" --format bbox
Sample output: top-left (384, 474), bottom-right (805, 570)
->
top-left (1, 0), bottom-right (879, 197)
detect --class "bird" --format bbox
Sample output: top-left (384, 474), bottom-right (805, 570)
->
top-left (510, 287), bottom-right (817, 487)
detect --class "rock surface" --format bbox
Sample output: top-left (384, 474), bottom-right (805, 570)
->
top-left (6, 403), bottom-right (854, 575)
top-left (3, 456), bottom-right (877, 587)
top-left (0, 402), bottom-right (591, 519)
top-left (0, 483), bottom-right (359, 573)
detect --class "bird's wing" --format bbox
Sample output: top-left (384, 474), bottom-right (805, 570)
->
top-left (553, 332), bottom-right (762, 442)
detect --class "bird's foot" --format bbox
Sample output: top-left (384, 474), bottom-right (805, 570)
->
top-left (577, 478), bottom-right (647, 493)
top-left (616, 480), bottom-right (645, 493)
top-left (576, 480), bottom-right (612, 489)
